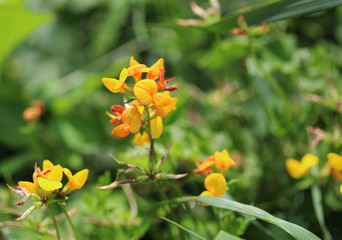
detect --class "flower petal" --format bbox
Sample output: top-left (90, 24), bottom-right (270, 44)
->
top-left (133, 79), bottom-right (158, 105)
top-left (328, 153), bottom-right (342, 171)
top-left (204, 173), bottom-right (227, 197)
top-left (37, 177), bottom-right (62, 192)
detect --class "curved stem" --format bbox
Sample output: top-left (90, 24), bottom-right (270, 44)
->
top-left (47, 205), bottom-right (61, 240)
top-left (60, 205), bottom-right (80, 240)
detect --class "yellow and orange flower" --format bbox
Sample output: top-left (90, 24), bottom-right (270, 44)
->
top-left (102, 68), bottom-right (131, 93)
top-left (194, 149), bottom-right (236, 174)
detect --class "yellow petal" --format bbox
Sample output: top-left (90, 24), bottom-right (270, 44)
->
top-left (18, 181), bottom-right (37, 194)
top-left (133, 79), bottom-right (158, 105)
top-left (45, 164), bottom-right (63, 182)
top-left (301, 153), bottom-right (319, 168)
top-left (112, 124), bottom-right (130, 137)
top-left (150, 58), bottom-right (164, 70)
top-left (286, 158), bottom-right (307, 179)
top-left (340, 184), bottom-right (342, 195)
top-left (214, 149), bottom-right (236, 172)
top-left (102, 78), bottom-right (123, 93)
top-left (151, 116), bottom-right (163, 139)
top-left (327, 153), bottom-right (342, 171)
top-left (122, 108), bottom-right (142, 133)
top-left (130, 56), bottom-right (140, 67)
top-left (43, 160), bottom-right (54, 171)
top-left (64, 168), bottom-right (88, 190)
top-left (154, 93), bottom-right (177, 117)
top-left (204, 173), bottom-right (227, 197)
top-left (37, 177), bottom-right (62, 192)
top-left (152, 92), bottom-right (172, 107)
top-left (133, 132), bottom-right (150, 146)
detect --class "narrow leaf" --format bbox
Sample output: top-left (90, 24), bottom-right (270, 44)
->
top-left (214, 230), bottom-right (244, 240)
top-left (205, 0), bottom-right (342, 33)
top-left (161, 217), bottom-right (207, 240)
top-left (198, 196), bottom-right (321, 240)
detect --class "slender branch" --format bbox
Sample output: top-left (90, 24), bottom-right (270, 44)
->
top-left (47, 205), bottom-right (61, 240)
top-left (60, 205), bottom-right (80, 240)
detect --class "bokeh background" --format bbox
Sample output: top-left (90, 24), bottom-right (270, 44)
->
top-left (1, 0), bottom-right (342, 239)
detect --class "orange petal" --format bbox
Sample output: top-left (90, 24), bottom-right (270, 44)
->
top-left (112, 124), bottom-right (130, 137)
top-left (122, 108), bottom-right (142, 133)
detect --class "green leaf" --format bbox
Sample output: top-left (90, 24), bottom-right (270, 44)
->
top-left (214, 230), bottom-right (244, 240)
top-left (0, 0), bottom-right (53, 76)
top-left (311, 185), bottom-right (333, 240)
top-left (198, 196), bottom-right (321, 240)
top-left (205, 0), bottom-right (342, 33)
top-left (161, 217), bottom-right (207, 240)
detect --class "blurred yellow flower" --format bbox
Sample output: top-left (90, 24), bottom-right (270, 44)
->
top-left (327, 153), bottom-right (342, 171)
top-left (214, 149), bottom-right (236, 172)
top-left (286, 153), bottom-right (318, 179)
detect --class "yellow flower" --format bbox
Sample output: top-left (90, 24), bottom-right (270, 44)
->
top-left (19, 160), bottom-right (63, 194)
top-left (102, 68), bottom-right (130, 93)
top-left (62, 168), bottom-right (89, 194)
top-left (327, 153), bottom-right (342, 171)
top-left (201, 173), bottom-right (227, 197)
top-left (141, 58), bottom-right (164, 80)
top-left (214, 149), bottom-right (236, 172)
top-left (133, 79), bottom-right (158, 105)
top-left (340, 184), bottom-right (342, 195)
top-left (193, 156), bottom-right (215, 174)
top-left (286, 153), bottom-right (318, 179)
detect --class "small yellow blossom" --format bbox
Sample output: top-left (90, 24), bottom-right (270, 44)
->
top-left (133, 116), bottom-right (163, 146)
top-left (286, 153), bottom-right (318, 179)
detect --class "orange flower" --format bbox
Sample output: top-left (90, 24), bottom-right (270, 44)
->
top-left (193, 156), bottom-right (215, 174)
top-left (286, 154), bottom-right (318, 179)
top-left (141, 58), bottom-right (164, 80)
top-left (61, 168), bottom-right (89, 195)
top-left (23, 100), bottom-right (44, 123)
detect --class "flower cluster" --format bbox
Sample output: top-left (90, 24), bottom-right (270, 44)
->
top-left (193, 149), bottom-right (236, 174)
top-left (102, 57), bottom-right (178, 145)
top-left (8, 160), bottom-right (88, 220)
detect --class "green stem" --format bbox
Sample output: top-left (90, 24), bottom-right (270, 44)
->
top-left (60, 205), bottom-right (80, 240)
top-left (144, 106), bottom-right (155, 174)
top-left (47, 205), bottom-right (61, 240)
top-left (247, 33), bottom-right (287, 104)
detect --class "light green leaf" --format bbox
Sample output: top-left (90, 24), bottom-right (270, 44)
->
top-left (205, 0), bottom-right (342, 33)
top-left (198, 196), bottom-right (321, 240)
top-left (0, 0), bottom-right (53, 76)
top-left (214, 230), bottom-right (244, 240)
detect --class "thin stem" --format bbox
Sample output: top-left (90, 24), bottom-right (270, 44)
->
top-left (60, 205), bottom-right (80, 240)
top-left (47, 205), bottom-right (61, 240)
top-left (144, 106), bottom-right (155, 174)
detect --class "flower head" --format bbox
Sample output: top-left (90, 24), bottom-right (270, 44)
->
top-left (214, 149), bottom-right (236, 172)
top-left (286, 153), bottom-right (318, 179)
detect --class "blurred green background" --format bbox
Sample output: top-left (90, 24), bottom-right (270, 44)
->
top-left (1, 0), bottom-right (342, 239)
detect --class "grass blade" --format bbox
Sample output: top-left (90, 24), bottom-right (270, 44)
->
top-left (161, 217), bottom-right (207, 240)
